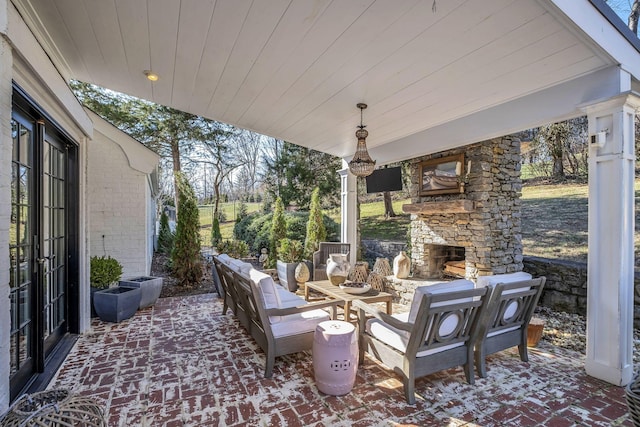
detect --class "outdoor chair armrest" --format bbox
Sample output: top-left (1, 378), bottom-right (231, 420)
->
top-left (352, 299), bottom-right (413, 333)
top-left (266, 300), bottom-right (339, 319)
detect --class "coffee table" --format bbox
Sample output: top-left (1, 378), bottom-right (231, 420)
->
top-left (304, 280), bottom-right (393, 321)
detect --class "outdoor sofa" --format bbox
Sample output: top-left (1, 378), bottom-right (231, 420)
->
top-left (213, 254), bottom-right (338, 377)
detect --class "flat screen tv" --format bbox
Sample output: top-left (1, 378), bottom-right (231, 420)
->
top-left (365, 167), bottom-right (403, 193)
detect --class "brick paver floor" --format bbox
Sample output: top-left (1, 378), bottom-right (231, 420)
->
top-left (49, 294), bottom-right (632, 426)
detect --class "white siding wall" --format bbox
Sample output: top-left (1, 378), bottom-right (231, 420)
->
top-left (88, 133), bottom-right (149, 278)
top-left (0, 32), bottom-right (14, 415)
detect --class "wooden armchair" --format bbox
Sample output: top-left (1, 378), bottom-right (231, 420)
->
top-left (312, 242), bottom-right (351, 280)
top-left (234, 272), bottom-right (339, 377)
top-left (354, 285), bottom-right (491, 404)
top-left (474, 277), bottom-right (546, 377)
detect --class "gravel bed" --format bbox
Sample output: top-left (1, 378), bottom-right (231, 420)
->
top-left (535, 306), bottom-right (640, 366)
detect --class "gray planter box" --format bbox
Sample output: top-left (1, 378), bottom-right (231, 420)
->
top-left (93, 286), bottom-right (141, 323)
top-left (119, 276), bottom-right (163, 309)
top-left (276, 260), bottom-right (298, 292)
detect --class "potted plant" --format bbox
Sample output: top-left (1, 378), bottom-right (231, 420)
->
top-left (276, 238), bottom-right (303, 292)
top-left (90, 256), bottom-right (141, 323)
top-left (89, 255), bottom-right (123, 317)
top-left (119, 276), bottom-right (163, 309)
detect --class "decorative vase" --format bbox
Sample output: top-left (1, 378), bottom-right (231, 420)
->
top-left (295, 262), bottom-right (311, 285)
top-left (326, 253), bottom-right (350, 285)
top-left (393, 251), bottom-right (411, 279)
top-left (373, 257), bottom-right (392, 276)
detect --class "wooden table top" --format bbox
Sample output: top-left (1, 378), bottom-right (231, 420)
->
top-left (305, 280), bottom-right (392, 304)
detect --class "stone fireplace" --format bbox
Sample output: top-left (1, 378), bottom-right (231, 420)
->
top-left (404, 136), bottom-right (524, 281)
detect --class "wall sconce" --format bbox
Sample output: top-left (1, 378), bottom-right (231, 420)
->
top-left (348, 103), bottom-right (376, 177)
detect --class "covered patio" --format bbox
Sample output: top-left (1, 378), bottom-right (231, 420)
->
top-left (50, 293), bottom-right (630, 426)
top-left (2, 0), bottom-right (640, 416)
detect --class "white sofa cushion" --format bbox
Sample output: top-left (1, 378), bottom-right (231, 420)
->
top-left (217, 254), bottom-right (233, 265)
top-left (271, 309), bottom-right (331, 338)
top-left (229, 259), bottom-right (252, 275)
top-left (408, 279), bottom-right (474, 323)
top-left (249, 269), bottom-right (280, 309)
top-left (367, 312), bottom-right (463, 357)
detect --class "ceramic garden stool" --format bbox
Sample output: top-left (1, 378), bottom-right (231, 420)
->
top-left (313, 320), bottom-right (358, 395)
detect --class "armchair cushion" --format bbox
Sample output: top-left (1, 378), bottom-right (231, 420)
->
top-left (366, 312), bottom-right (463, 357)
top-left (476, 272), bottom-right (531, 288)
top-left (408, 279), bottom-right (474, 322)
top-left (230, 259), bottom-right (252, 275)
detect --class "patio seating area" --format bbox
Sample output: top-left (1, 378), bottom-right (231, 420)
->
top-left (48, 293), bottom-right (631, 426)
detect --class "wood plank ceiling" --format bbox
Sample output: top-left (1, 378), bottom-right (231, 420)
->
top-left (14, 0), bottom-right (614, 163)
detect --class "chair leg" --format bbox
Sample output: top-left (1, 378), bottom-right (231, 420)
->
top-left (518, 343), bottom-right (528, 362)
top-left (222, 299), bottom-right (229, 315)
top-left (403, 373), bottom-right (416, 405)
top-left (475, 349), bottom-right (487, 378)
top-left (464, 349), bottom-right (476, 384)
top-left (264, 352), bottom-right (275, 378)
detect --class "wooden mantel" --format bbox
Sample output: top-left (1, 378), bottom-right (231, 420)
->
top-left (402, 200), bottom-right (475, 215)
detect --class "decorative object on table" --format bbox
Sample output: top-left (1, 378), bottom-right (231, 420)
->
top-left (366, 272), bottom-right (385, 292)
top-left (372, 257), bottom-right (392, 277)
top-left (339, 282), bottom-right (371, 295)
top-left (527, 317), bottom-right (545, 347)
top-left (93, 286), bottom-right (141, 323)
top-left (348, 262), bottom-right (368, 283)
top-left (119, 276), bottom-right (163, 309)
top-left (393, 251), bottom-right (411, 279)
top-left (326, 253), bottom-right (350, 285)
top-left (313, 320), bottom-right (358, 395)
top-left (294, 261), bottom-right (311, 288)
top-left (348, 103), bottom-right (376, 177)
top-left (0, 389), bottom-right (106, 426)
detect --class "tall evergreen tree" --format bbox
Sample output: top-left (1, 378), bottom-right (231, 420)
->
top-left (171, 173), bottom-right (203, 286)
top-left (157, 210), bottom-right (174, 254)
top-left (268, 197), bottom-right (287, 268)
top-left (304, 188), bottom-right (326, 260)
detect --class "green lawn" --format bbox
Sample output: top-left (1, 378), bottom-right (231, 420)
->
top-left (197, 181), bottom-right (640, 265)
top-left (198, 202), bottom-right (261, 244)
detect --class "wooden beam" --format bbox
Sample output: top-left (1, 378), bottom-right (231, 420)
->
top-left (402, 200), bottom-right (475, 214)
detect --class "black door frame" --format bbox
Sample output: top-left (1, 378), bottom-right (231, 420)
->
top-left (10, 85), bottom-right (80, 400)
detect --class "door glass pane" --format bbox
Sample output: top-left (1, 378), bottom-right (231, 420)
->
top-left (10, 119), bottom-right (33, 380)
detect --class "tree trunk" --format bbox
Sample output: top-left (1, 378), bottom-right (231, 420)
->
top-left (171, 142), bottom-right (182, 210)
top-left (383, 191), bottom-right (396, 218)
top-left (629, 0), bottom-right (640, 35)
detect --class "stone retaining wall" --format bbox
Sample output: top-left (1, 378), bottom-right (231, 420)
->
top-left (523, 255), bottom-right (640, 328)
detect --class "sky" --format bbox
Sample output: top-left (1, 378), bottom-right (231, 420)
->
top-left (607, 0), bottom-right (633, 26)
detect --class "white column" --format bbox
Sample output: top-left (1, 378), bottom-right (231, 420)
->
top-left (584, 90), bottom-right (639, 386)
top-left (339, 160), bottom-right (358, 265)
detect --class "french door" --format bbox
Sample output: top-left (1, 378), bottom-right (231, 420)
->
top-left (9, 91), bottom-right (78, 400)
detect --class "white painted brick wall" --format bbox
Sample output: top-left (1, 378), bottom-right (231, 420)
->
top-left (0, 34), bottom-right (13, 414)
top-left (88, 133), bottom-right (150, 278)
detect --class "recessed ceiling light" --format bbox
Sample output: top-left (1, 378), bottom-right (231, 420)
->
top-left (144, 70), bottom-right (159, 82)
